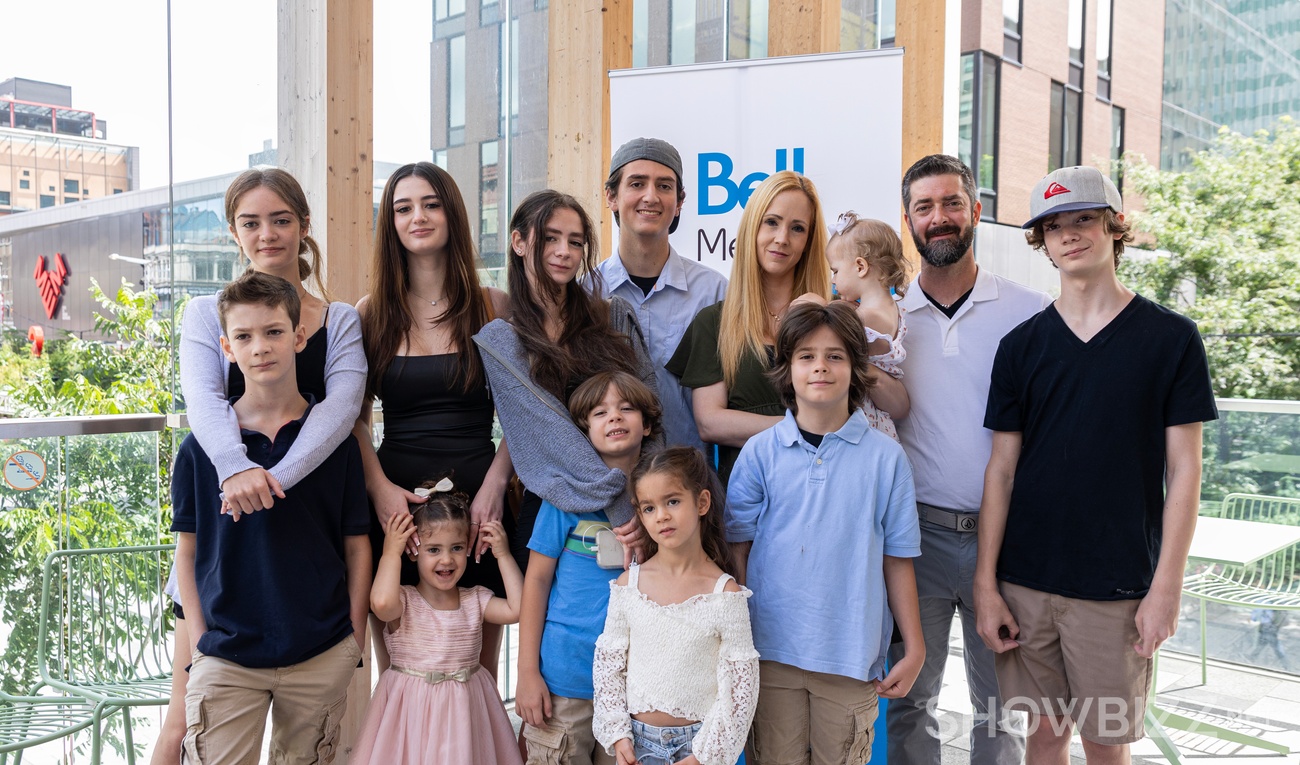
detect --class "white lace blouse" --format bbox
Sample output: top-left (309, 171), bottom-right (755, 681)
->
top-left (592, 565), bottom-right (759, 765)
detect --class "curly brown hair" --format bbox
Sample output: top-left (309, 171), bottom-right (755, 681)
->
top-left (767, 301), bottom-right (876, 414)
top-left (1025, 208), bottom-right (1134, 268)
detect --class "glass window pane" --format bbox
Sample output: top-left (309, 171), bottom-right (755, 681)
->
top-left (728, 0), bottom-right (768, 60)
top-left (1096, 0), bottom-right (1112, 77)
top-left (449, 35), bottom-right (466, 143)
top-left (671, 0), bottom-right (698, 64)
top-left (1003, 0), bottom-right (1020, 34)
top-left (1065, 87), bottom-right (1082, 167)
top-left (1111, 106), bottom-right (1125, 189)
top-left (958, 53), bottom-right (975, 171)
top-left (980, 53), bottom-right (998, 190)
top-left (375, 0), bottom-right (434, 170)
top-left (1067, 0), bottom-right (1084, 64)
top-left (1049, 82), bottom-right (1064, 172)
top-left (880, 0), bottom-right (895, 45)
top-left (841, 0), bottom-right (880, 51)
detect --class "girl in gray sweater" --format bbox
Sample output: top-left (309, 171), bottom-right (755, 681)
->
top-left (474, 190), bottom-right (659, 573)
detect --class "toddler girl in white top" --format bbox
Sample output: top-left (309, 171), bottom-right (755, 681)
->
top-left (592, 447), bottom-right (758, 765)
top-left (826, 212), bottom-right (911, 439)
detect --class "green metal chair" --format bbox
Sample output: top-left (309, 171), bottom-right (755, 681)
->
top-left (37, 545), bottom-right (175, 765)
top-left (0, 691), bottom-right (96, 764)
top-left (1182, 493), bottom-right (1300, 682)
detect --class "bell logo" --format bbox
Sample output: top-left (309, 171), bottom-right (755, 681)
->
top-left (33, 253), bottom-right (70, 320)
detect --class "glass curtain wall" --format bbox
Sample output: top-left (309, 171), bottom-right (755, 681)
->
top-left (411, 0), bottom-right (548, 290)
top-left (1162, 0), bottom-right (1300, 170)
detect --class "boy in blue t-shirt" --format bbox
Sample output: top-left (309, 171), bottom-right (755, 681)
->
top-left (171, 272), bottom-right (371, 765)
top-left (516, 371), bottom-right (662, 765)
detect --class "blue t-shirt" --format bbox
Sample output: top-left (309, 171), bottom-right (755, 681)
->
top-left (170, 403), bottom-right (370, 668)
top-left (528, 500), bottom-right (621, 699)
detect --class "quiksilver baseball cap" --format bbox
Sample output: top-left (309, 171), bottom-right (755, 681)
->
top-left (1022, 165), bottom-right (1123, 229)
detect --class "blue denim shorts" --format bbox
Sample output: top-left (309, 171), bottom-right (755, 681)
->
top-left (631, 719), bottom-right (703, 765)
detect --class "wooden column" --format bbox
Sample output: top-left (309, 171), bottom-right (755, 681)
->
top-left (768, 0), bottom-right (841, 57)
top-left (548, 0), bottom-right (634, 254)
top-left (895, 0), bottom-right (949, 263)
top-left (279, 0), bottom-right (374, 307)
top-left (278, 2), bottom-right (374, 760)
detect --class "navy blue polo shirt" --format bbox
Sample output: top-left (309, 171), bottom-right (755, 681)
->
top-left (171, 400), bottom-right (369, 668)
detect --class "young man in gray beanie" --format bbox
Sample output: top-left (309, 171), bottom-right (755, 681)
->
top-left (596, 137), bottom-right (727, 452)
top-left (975, 165), bottom-right (1217, 764)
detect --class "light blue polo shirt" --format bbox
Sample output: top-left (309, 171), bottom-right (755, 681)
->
top-left (595, 247), bottom-right (728, 453)
top-left (726, 409), bottom-right (921, 682)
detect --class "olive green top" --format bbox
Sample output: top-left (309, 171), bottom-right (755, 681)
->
top-left (666, 301), bottom-right (783, 483)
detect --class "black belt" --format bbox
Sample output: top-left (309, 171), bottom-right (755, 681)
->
top-left (918, 503), bottom-right (979, 532)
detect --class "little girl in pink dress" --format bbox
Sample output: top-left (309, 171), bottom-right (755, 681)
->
top-left (353, 479), bottom-right (524, 765)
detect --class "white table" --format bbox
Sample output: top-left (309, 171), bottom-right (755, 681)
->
top-left (1147, 515), bottom-right (1300, 761)
top-left (1187, 515), bottom-right (1300, 566)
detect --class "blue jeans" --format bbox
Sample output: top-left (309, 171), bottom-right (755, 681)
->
top-left (631, 719), bottom-right (702, 765)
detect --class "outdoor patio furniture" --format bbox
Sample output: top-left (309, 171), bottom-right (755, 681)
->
top-left (37, 545), bottom-right (175, 765)
top-left (0, 691), bottom-right (96, 764)
top-left (1183, 493), bottom-right (1300, 682)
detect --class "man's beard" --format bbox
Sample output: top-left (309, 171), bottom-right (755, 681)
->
top-left (913, 223), bottom-right (974, 268)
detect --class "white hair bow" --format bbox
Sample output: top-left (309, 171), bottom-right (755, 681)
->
top-left (413, 477), bottom-right (455, 498)
top-left (828, 210), bottom-right (859, 238)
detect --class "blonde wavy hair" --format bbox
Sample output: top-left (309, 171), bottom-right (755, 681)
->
top-left (718, 171), bottom-right (830, 388)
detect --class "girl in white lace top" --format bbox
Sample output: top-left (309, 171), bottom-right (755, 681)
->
top-left (593, 447), bottom-right (759, 765)
top-left (826, 212), bottom-right (911, 440)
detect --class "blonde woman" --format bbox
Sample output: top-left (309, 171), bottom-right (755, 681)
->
top-left (666, 171), bottom-right (830, 483)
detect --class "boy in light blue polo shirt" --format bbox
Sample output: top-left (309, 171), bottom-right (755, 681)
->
top-left (727, 301), bottom-right (923, 764)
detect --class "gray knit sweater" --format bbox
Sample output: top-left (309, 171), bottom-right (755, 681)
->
top-left (473, 296), bottom-right (660, 527)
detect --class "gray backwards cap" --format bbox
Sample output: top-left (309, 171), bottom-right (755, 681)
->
top-left (1023, 165), bottom-right (1123, 229)
top-left (609, 138), bottom-right (684, 234)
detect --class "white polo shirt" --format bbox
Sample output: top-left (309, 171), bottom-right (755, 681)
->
top-left (895, 266), bottom-right (1051, 512)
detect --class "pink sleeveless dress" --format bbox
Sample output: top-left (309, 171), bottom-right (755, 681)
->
top-left (352, 585), bottom-right (522, 765)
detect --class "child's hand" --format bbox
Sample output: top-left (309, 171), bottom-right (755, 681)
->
top-left (515, 670), bottom-right (552, 728)
top-left (613, 738), bottom-right (639, 765)
top-left (220, 467), bottom-right (285, 521)
top-left (382, 511), bottom-right (417, 560)
top-left (479, 520), bottom-right (510, 560)
top-left (874, 650), bottom-right (924, 699)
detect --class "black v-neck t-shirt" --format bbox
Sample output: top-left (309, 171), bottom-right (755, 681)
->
top-left (983, 295), bottom-right (1217, 600)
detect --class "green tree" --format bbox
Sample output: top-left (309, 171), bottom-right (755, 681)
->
top-left (1123, 117), bottom-right (1300, 400)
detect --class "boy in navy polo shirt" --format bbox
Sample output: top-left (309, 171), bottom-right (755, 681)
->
top-left (172, 271), bottom-right (371, 765)
top-left (975, 167), bottom-right (1216, 764)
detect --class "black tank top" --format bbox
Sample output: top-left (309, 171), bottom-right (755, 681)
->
top-left (227, 308), bottom-right (330, 402)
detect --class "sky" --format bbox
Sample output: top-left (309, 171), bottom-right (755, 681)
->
top-left (3, 0), bottom-right (433, 189)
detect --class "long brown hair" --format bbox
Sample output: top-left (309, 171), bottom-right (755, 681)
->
top-left (224, 167), bottom-right (331, 300)
top-left (506, 190), bottom-right (638, 399)
top-left (631, 447), bottom-right (734, 576)
top-left (719, 171), bottom-right (831, 388)
top-left (363, 162), bottom-right (490, 398)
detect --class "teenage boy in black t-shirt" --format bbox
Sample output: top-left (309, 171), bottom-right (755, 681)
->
top-left (172, 271), bottom-right (371, 765)
top-left (973, 166), bottom-right (1216, 765)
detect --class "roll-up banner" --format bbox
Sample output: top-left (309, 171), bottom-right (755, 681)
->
top-left (609, 49), bottom-right (904, 278)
